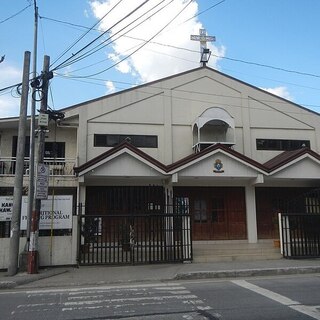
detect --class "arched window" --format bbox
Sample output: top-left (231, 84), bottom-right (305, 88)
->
top-left (192, 107), bottom-right (235, 152)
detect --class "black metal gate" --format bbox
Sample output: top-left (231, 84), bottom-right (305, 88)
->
top-left (281, 214), bottom-right (320, 258)
top-left (280, 188), bottom-right (320, 258)
top-left (79, 213), bottom-right (192, 265)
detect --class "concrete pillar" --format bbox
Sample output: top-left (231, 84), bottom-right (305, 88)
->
top-left (75, 180), bottom-right (86, 265)
top-left (245, 185), bottom-right (258, 243)
top-left (241, 93), bottom-right (252, 157)
top-left (163, 89), bottom-right (173, 164)
top-left (77, 181), bottom-right (86, 215)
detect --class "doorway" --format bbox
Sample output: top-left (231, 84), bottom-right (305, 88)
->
top-left (174, 187), bottom-right (247, 240)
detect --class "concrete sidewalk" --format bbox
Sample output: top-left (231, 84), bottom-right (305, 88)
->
top-left (1, 258), bottom-right (320, 290)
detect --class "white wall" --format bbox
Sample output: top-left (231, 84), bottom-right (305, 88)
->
top-left (0, 216), bottom-right (78, 269)
top-left (66, 67), bottom-right (320, 166)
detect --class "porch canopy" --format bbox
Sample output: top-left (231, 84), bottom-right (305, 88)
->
top-left (74, 141), bottom-right (320, 186)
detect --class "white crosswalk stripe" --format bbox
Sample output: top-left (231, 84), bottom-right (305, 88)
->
top-left (232, 280), bottom-right (320, 320)
top-left (11, 283), bottom-right (217, 319)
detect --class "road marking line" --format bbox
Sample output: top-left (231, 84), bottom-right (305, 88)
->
top-left (291, 305), bottom-right (320, 320)
top-left (232, 280), bottom-right (320, 320)
top-left (155, 287), bottom-right (186, 290)
top-left (67, 295), bottom-right (104, 300)
top-left (0, 282), bottom-right (183, 295)
top-left (63, 294), bottom-right (198, 306)
top-left (231, 280), bottom-right (299, 306)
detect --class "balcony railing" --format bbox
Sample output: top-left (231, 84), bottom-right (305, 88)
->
top-left (0, 157), bottom-right (76, 176)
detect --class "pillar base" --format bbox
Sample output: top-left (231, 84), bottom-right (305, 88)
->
top-left (19, 251), bottom-right (28, 272)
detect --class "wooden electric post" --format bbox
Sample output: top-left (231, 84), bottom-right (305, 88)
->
top-left (7, 51), bottom-right (31, 276)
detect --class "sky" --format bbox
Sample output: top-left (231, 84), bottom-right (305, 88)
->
top-left (1, 0), bottom-right (320, 118)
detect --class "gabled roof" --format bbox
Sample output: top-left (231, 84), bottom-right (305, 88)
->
top-left (74, 142), bottom-right (320, 178)
top-left (58, 66), bottom-right (319, 117)
top-left (74, 141), bottom-right (167, 175)
top-left (74, 142), bottom-right (268, 177)
top-left (263, 147), bottom-right (320, 172)
top-left (167, 143), bottom-right (266, 173)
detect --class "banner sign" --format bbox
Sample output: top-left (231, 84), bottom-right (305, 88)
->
top-left (0, 197), bottom-right (13, 221)
top-left (0, 195), bottom-right (73, 230)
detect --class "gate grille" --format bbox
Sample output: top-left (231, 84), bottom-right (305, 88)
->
top-left (79, 213), bottom-right (192, 265)
top-left (281, 214), bottom-right (320, 258)
top-left (280, 188), bottom-right (320, 258)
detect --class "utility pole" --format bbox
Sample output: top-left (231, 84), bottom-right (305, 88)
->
top-left (27, 55), bottom-right (52, 274)
top-left (25, 0), bottom-right (38, 255)
top-left (8, 51), bottom-right (31, 276)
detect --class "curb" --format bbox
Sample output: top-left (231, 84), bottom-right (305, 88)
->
top-left (0, 269), bottom-right (69, 290)
top-left (175, 266), bottom-right (320, 280)
top-left (1, 266), bottom-right (320, 290)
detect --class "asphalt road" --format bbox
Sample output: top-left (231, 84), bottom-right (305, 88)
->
top-left (0, 274), bottom-right (320, 319)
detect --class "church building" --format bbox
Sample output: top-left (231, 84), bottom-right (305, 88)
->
top-left (1, 65), bottom-right (320, 267)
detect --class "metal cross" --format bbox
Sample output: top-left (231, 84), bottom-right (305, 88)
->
top-left (190, 29), bottom-right (215, 66)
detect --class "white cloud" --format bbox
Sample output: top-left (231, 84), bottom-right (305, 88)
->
top-left (90, 0), bottom-right (225, 83)
top-left (0, 64), bottom-right (22, 117)
top-left (260, 86), bottom-right (293, 100)
top-left (105, 80), bottom-right (115, 93)
top-left (0, 96), bottom-right (20, 118)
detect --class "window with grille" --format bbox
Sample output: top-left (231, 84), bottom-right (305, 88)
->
top-left (94, 134), bottom-right (158, 148)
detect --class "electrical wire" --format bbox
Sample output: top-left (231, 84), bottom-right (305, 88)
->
top-left (183, 0), bottom-right (226, 23)
top-left (55, 0), bottom-right (172, 71)
top-left (39, 0), bottom-right (225, 36)
top-left (55, 73), bottom-right (320, 111)
top-left (0, 83), bottom-right (22, 94)
top-left (52, 0), bottom-right (151, 71)
top-left (43, 13), bottom-right (320, 81)
top-left (51, 0), bottom-right (223, 72)
top-left (0, 4), bottom-right (31, 24)
top-left (39, 15), bottom-right (94, 32)
top-left (212, 54), bottom-right (320, 79)
top-left (68, 0), bottom-right (195, 79)
top-left (49, 84), bottom-right (55, 110)
top-left (50, 0), bottom-right (124, 68)
top-left (1, 0), bottom-right (319, 110)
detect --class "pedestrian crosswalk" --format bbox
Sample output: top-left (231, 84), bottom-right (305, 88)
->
top-left (232, 280), bottom-right (320, 320)
top-left (10, 283), bottom-right (220, 319)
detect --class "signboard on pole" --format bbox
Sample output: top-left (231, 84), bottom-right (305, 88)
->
top-left (0, 195), bottom-right (73, 229)
top-left (35, 163), bottom-right (49, 199)
top-left (38, 113), bottom-right (49, 127)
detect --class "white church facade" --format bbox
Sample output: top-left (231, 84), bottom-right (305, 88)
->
top-left (0, 66), bottom-right (320, 268)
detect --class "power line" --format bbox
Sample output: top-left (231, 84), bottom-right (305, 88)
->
top-left (43, 12), bottom-right (320, 81)
top-left (0, 83), bottom-right (22, 94)
top-left (55, 73), bottom-right (320, 110)
top-left (184, 0), bottom-right (226, 22)
top-left (55, 0), bottom-right (171, 71)
top-left (50, 0), bottom-right (124, 68)
top-left (39, 15), bottom-right (92, 31)
top-left (52, 0), bottom-right (151, 71)
top-left (49, 0), bottom-right (226, 73)
top-left (0, 4), bottom-right (31, 24)
top-left (39, 0), bottom-right (226, 35)
top-left (66, 0), bottom-right (195, 79)
top-left (213, 54), bottom-right (320, 79)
